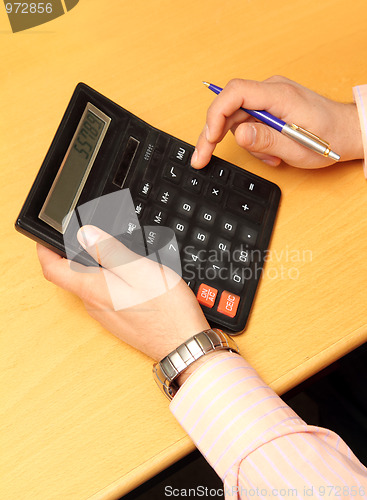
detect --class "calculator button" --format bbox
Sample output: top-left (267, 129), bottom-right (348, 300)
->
top-left (186, 175), bottom-right (203, 194)
top-left (163, 163), bottom-right (183, 184)
top-left (182, 250), bottom-right (198, 276)
top-left (228, 265), bottom-right (250, 293)
top-left (197, 283), bottom-right (218, 308)
top-left (177, 198), bottom-right (196, 218)
top-left (155, 238), bottom-right (181, 274)
top-left (170, 143), bottom-right (191, 165)
top-left (205, 183), bottom-right (224, 202)
top-left (134, 201), bottom-right (145, 218)
top-left (211, 164), bottom-right (230, 184)
top-left (157, 187), bottom-right (174, 206)
top-left (233, 173), bottom-right (271, 200)
top-left (182, 245), bottom-right (205, 265)
top-left (191, 227), bottom-right (210, 246)
top-left (219, 216), bottom-right (237, 236)
top-left (204, 260), bottom-right (228, 281)
top-left (226, 194), bottom-right (265, 224)
top-left (119, 230), bottom-right (146, 256)
top-left (144, 228), bottom-right (161, 251)
top-left (213, 237), bottom-right (231, 253)
top-left (217, 291), bottom-right (240, 318)
top-left (119, 220), bottom-right (140, 243)
top-left (182, 254), bottom-right (200, 284)
top-left (232, 245), bottom-right (251, 266)
top-left (238, 225), bottom-right (258, 246)
top-left (196, 207), bottom-right (216, 227)
top-left (171, 217), bottom-right (189, 239)
top-left (150, 209), bottom-right (168, 226)
top-left (137, 181), bottom-right (153, 198)
top-left (124, 221), bottom-right (139, 237)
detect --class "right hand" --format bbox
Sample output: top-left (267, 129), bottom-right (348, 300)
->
top-left (191, 76), bottom-right (363, 170)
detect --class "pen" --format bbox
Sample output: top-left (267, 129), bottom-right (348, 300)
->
top-left (203, 82), bottom-right (340, 161)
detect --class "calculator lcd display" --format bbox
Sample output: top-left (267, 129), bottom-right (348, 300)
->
top-left (39, 103), bottom-right (111, 233)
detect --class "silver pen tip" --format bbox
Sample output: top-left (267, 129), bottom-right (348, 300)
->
top-left (202, 81), bottom-right (210, 87)
top-left (329, 150), bottom-right (340, 161)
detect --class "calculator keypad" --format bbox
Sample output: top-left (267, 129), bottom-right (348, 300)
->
top-left (126, 135), bottom-right (280, 333)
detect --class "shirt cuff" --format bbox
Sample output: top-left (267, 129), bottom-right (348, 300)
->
top-left (353, 85), bottom-right (367, 179)
top-left (169, 351), bottom-right (305, 481)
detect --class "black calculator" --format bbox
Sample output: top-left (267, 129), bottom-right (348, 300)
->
top-left (15, 83), bottom-right (281, 333)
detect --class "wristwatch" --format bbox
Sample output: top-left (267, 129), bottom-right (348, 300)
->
top-left (153, 328), bottom-right (240, 400)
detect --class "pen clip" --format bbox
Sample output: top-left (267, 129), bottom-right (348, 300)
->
top-left (290, 123), bottom-right (330, 149)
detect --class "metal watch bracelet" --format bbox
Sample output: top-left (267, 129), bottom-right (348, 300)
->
top-left (153, 328), bottom-right (240, 400)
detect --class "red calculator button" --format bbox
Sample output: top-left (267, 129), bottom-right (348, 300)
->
top-left (197, 283), bottom-right (218, 308)
top-left (217, 291), bottom-right (240, 318)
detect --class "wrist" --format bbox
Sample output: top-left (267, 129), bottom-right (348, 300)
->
top-left (153, 328), bottom-right (240, 400)
top-left (176, 350), bottom-right (223, 386)
top-left (334, 103), bottom-right (364, 161)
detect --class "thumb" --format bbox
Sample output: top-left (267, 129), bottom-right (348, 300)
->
top-left (77, 225), bottom-right (142, 276)
top-left (234, 122), bottom-right (283, 164)
top-left (76, 225), bottom-right (181, 291)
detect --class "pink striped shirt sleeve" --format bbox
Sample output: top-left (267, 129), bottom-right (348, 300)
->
top-left (170, 352), bottom-right (367, 499)
top-left (353, 84), bottom-right (367, 179)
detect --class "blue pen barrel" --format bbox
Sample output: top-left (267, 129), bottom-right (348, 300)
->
top-left (207, 83), bottom-right (223, 95)
top-left (244, 109), bottom-right (286, 132)
top-left (206, 83), bottom-right (286, 132)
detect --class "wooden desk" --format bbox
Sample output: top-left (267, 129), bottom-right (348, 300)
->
top-left (1, 1), bottom-right (366, 498)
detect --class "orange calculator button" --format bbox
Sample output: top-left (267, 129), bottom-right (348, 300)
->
top-left (197, 283), bottom-right (218, 308)
top-left (217, 291), bottom-right (240, 318)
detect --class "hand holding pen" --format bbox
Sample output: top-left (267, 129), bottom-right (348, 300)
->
top-left (191, 76), bottom-right (363, 170)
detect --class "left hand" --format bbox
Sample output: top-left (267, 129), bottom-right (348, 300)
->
top-left (37, 225), bottom-right (209, 361)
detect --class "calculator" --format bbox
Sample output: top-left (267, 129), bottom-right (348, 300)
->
top-left (15, 83), bottom-right (281, 333)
